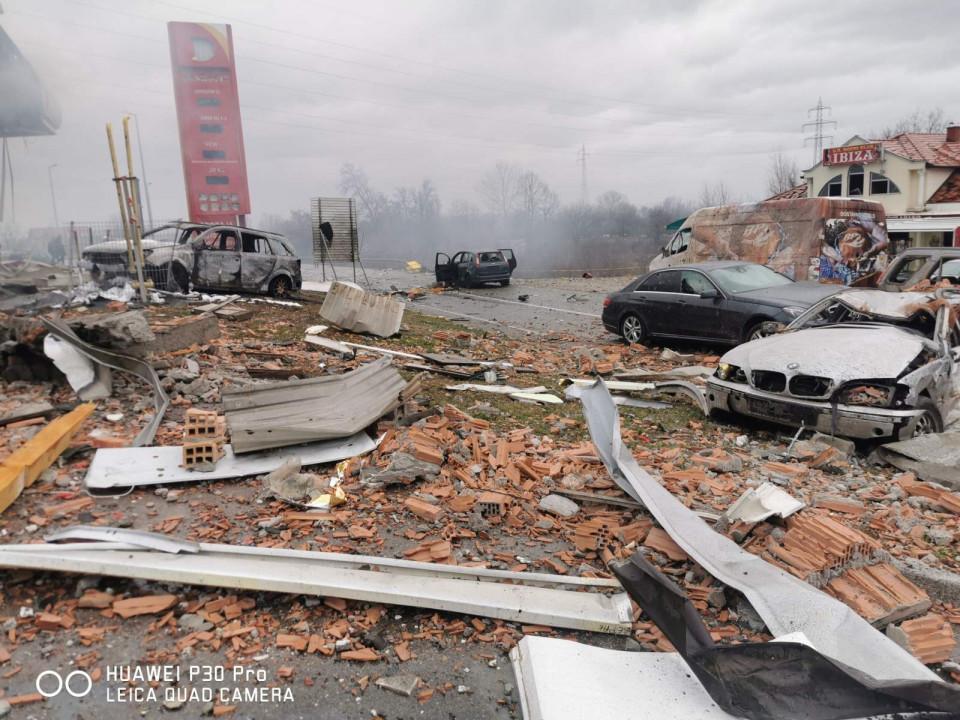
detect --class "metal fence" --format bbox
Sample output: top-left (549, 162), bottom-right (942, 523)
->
top-left (310, 197), bottom-right (359, 263)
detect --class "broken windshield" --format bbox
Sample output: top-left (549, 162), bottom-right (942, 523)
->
top-left (710, 264), bottom-right (793, 294)
top-left (790, 296), bottom-right (938, 339)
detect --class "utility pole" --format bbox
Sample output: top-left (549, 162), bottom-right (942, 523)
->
top-left (125, 112), bottom-right (154, 228)
top-left (577, 144), bottom-right (589, 204)
top-left (802, 97), bottom-right (837, 166)
top-left (47, 163), bottom-right (60, 230)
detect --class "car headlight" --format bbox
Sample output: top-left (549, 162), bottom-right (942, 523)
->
top-left (716, 363), bottom-right (747, 383)
top-left (837, 383), bottom-right (894, 407)
top-left (782, 306), bottom-right (805, 318)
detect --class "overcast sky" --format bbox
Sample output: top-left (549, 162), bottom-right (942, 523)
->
top-left (3, 0), bottom-right (959, 230)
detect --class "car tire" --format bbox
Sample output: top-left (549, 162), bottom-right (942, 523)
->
top-left (743, 320), bottom-right (772, 343)
top-left (620, 313), bottom-right (646, 344)
top-left (500, 279), bottom-right (510, 287)
top-left (909, 397), bottom-right (943, 438)
top-left (167, 264), bottom-right (189, 294)
top-left (269, 275), bottom-right (293, 298)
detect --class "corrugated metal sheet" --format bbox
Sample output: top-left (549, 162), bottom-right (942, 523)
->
top-left (320, 282), bottom-right (404, 338)
top-left (223, 358), bottom-right (406, 454)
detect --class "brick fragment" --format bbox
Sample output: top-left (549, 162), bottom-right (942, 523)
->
top-left (405, 496), bottom-right (444, 522)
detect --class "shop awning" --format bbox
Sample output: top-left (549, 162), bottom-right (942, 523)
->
top-left (887, 216), bottom-right (960, 233)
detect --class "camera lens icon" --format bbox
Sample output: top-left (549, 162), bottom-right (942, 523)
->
top-left (36, 669), bottom-right (93, 698)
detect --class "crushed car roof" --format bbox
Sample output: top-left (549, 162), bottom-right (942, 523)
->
top-left (829, 289), bottom-right (943, 319)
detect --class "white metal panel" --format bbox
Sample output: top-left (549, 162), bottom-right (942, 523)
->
top-left (84, 432), bottom-right (377, 489)
top-left (510, 636), bottom-right (738, 720)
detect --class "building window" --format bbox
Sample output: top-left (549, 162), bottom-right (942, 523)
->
top-left (202, 150), bottom-right (226, 159)
top-left (205, 175), bottom-right (229, 185)
top-left (199, 123), bottom-right (223, 133)
top-left (818, 175), bottom-right (842, 197)
top-left (848, 164), bottom-right (864, 196)
top-left (869, 172), bottom-right (900, 195)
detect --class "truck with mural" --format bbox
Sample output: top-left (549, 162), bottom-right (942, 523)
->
top-left (649, 197), bottom-right (888, 284)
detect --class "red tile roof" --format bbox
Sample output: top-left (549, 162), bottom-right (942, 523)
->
top-left (874, 133), bottom-right (960, 167)
top-left (765, 183), bottom-right (808, 201)
top-left (929, 169), bottom-right (960, 203)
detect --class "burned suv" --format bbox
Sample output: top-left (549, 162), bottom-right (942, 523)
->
top-left (706, 289), bottom-right (960, 440)
top-left (82, 222), bottom-right (301, 297)
top-left (82, 221), bottom-right (209, 289)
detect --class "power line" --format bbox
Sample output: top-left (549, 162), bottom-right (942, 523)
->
top-left (12, 6), bottom-right (749, 139)
top-left (63, 0), bottom-right (780, 121)
top-left (802, 97), bottom-right (837, 165)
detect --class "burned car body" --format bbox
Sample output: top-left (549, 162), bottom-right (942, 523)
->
top-left (82, 222), bottom-right (300, 297)
top-left (81, 221), bottom-right (210, 288)
top-left (170, 225), bottom-right (301, 297)
top-left (435, 249), bottom-right (516, 287)
top-left (706, 289), bottom-right (960, 440)
top-left (876, 247), bottom-right (960, 291)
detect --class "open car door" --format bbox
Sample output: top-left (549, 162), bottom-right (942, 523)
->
top-left (435, 252), bottom-right (453, 283)
top-left (499, 248), bottom-right (517, 272)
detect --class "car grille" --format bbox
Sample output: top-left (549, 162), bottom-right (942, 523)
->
top-left (751, 370), bottom-right (786, 392)
top-left (789, 375), bottom-right (832, 398)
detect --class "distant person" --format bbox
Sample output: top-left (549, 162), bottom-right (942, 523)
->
top-left (48, 236), bottom-right (65, 265)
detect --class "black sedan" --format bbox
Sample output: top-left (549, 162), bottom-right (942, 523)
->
top-left (601, 261), bottom-right (840, 345)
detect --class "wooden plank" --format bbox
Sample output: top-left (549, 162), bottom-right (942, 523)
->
top-left (0, 403), bottom-right (95, 514)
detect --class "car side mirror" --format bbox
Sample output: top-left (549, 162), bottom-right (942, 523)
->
top-left (700, 289), bottom-right (719, 299)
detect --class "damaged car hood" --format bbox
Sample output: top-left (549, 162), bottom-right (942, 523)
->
top-left (82, 239), bottom-right (166, 255)
top-left (721, 325), bottom-right (928, 381)
top-left (733, 281), bottom-right (839, 307)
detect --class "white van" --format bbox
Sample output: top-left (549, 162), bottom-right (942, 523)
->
top-left (650, 197), bottom-right (888, 285)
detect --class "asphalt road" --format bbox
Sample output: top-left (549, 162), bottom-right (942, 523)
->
top-left (304, 265), bottom-right (634, 339)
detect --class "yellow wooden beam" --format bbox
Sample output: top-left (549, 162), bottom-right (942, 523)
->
top-left (0, 403), bottom-right (95, 514)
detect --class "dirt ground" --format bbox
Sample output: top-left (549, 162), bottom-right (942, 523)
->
top-left (0, 282), bottom-right (957, 719)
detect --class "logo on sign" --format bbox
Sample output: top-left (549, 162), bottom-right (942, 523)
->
top-left (823, 143), bottom-right (880, 166)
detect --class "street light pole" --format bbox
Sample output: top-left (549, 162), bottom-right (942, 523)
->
top-left (47, 163), bottom-right (60, 229)
top-left (125, 112), bottom-right (154, 228)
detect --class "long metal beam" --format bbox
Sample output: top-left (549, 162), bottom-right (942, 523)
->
top-left (0, 542), bottom-right (632, 635)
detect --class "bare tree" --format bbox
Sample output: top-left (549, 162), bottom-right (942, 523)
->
top-left (698, 181), bottom-right (733, 208)
top-left (766, 153), bottom-right (800, 196)
top-left (338, 163), bottom-right (388, 222)
top-left (596, 190), bottom-right (638, 236)
top-left (414, 179), bottom-right (441, 220)
top-left (872, 107), bottom-right (948, 138)
top-left (448, 198), bottom-right (480, 220)
top-left (516, 171), bottom-right (559, 219)
top-left (477, 162), bottom-right (519, 217)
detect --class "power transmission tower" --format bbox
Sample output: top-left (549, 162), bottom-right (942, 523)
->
top-left (802, 97), bottom-right (837, 165)
top-left (577, 144), bottom-right (589, 204)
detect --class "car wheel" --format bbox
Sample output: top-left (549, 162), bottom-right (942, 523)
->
top-left (620, 313), bottom-right (646, 344)
top-left (269, 275), bottom-right (292, 298)
top-left (500, 279), bottom-right (510, 287)
top-left (911, 398), bottom-right (943, 438)
top-left (167, 264), bottom-right (189, 293)
top-left (744, 320), bottom-right (771, 343)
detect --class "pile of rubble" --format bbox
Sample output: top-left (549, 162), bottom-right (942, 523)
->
top-left (0, 280), bottom-right (956, 717)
